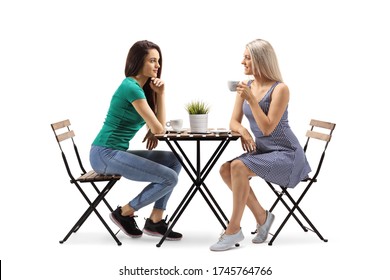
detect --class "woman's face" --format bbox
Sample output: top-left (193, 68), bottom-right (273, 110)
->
top-left (140, 48), bottom-right (160, 78)
top-left (241, 48), bottom-right (253, 75)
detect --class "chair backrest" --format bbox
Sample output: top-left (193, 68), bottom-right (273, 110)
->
top-left (51, 119), bottom-right (87, 182)
top-left (303, 119), bottom-right (336, 181)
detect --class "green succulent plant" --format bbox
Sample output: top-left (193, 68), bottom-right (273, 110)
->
top-left (185, 100), bottom-right (210, 115)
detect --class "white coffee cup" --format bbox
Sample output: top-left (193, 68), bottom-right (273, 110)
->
top-left (227, 80), bottom-right (240, 91)
top-left (166, 119), bottom-right (183, 132)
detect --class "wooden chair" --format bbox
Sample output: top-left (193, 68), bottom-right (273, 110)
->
top-left (262, 119), bottom-right (336, 245)
top-left (51, 119), bottom-right (122, 245)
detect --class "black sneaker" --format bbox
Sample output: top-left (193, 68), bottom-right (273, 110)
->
top-left (109, 207), bottom-right (143, 238)
top-left (143, 217), bottom-right (183, 241)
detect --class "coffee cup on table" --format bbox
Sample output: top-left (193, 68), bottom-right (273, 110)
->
top-left (166, 119), bottom-right (183, 132)
top-left (227, 80), bottom-right (240, 91)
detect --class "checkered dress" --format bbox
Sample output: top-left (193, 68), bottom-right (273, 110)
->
top-left (236, 81), bottom-right (311, 188)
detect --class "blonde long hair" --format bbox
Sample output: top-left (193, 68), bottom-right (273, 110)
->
top-left (246, 39), bottom-right (283, 82)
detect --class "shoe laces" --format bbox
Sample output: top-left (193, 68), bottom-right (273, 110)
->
top-left (218, 230), bottom-right (226, 241)
top-left (130, 215), bottom-right (140, 229)
top-left (159, 215), bottom-right (170, 226)
top-left (144, 215), bottom-right (169, 225)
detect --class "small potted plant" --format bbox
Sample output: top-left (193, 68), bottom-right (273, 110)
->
top-left (185, 100), bottom-right (210, 133)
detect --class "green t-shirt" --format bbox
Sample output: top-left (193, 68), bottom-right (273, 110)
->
top-left (92, 77), bottom-right (146, 150)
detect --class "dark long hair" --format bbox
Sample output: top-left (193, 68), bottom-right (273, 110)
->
top-left (124, 40), bottom-right (163, 112)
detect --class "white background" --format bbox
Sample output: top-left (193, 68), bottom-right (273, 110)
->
top-left (1, 0), bottom-right (389, 279)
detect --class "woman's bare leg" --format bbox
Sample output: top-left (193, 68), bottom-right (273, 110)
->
top-left (220, 161), bottom-right (267, 229)
top-left (149, 208), bottom-right (164, 223)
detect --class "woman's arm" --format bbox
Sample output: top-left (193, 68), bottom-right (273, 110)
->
top-left (151, 77), bottom-right (166, 129)
top-left (229, 93), bottom-right (256, 152)
top-left (238, 83), bottom-right (289, 136)
top-left (132, 99), bottom-right (165, 134)
top-left (132, 77), bottom-right (167, 135)
top-left (155, 90), bottom-right (166, 129)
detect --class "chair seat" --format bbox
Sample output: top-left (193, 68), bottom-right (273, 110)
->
top-left (77, 170), bottom-right (121, 182)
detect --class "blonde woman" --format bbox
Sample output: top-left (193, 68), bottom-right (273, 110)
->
top-left (210, 39), bottom-right (311, 251)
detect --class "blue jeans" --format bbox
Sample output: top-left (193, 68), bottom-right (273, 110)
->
top-left (89, 145), bottom-right (181, 211)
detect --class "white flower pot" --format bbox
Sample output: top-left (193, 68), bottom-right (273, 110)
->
top-left (189, 114), bottom-right (208, 133)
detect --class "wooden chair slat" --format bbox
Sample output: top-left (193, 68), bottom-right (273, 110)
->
top-left (310, 119), bottom-right (336, 130)
top-left (51, 119), bottom-right (71, 130)
top-left (56, 130), bottom-right (75, 142)
top-left (84, 170), bottom-right (96, 179)
top-left (306, 130), bottom-right (331, 142)
top-left (78, 170), bottom-right (121, 182)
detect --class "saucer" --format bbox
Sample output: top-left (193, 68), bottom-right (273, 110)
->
top-left (187, 131), bottom-right (212, 134)
top-left (166, 129), bottom-right (187, 134)
top-left (209, 129), bottom-right (231, 134)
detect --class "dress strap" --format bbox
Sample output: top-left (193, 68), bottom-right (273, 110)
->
top-left (268, 81), bottom-right (280, 93)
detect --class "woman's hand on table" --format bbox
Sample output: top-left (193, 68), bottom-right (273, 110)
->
top-left (238, 127), bottom-right (256, 152)
top-left (143, 129), bottom-right (158, 150)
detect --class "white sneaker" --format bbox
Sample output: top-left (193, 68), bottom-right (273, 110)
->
top-left (210, 229), bottom-right (244, 251)
top-left (252, 210), bottom-right (275, 243)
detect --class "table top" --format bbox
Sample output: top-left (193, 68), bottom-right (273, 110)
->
top-left (155, 130), bottom-right (241, 141)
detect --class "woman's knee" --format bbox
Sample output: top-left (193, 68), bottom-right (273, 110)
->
top-left (230, 160), bottom-right (250, 177)
top-left (167, 152), bottom-right (182, 174)
top-left (172, 172), bottom-right (179, 187)
top-left (164, 169), bottom-right (179, 189)
top-left (220, 162), bottom-right (231, 179)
